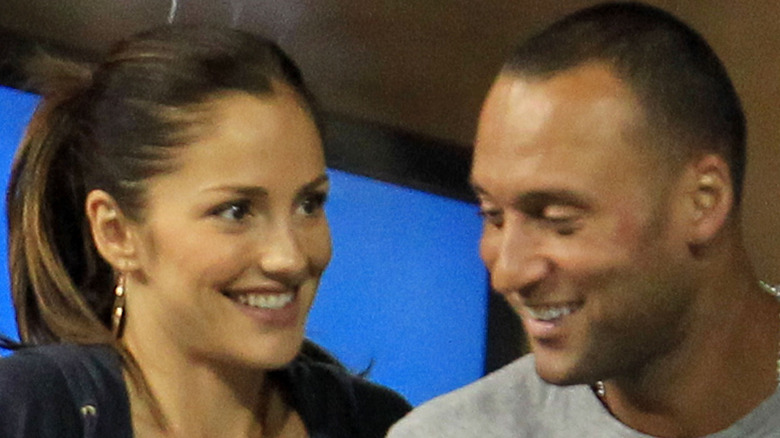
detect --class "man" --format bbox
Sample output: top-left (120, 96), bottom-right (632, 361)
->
top-left (388, 2), bottom-right (780, 437)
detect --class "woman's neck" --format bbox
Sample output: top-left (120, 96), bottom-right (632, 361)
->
top-left (122, 326), bottom-right (285, 437)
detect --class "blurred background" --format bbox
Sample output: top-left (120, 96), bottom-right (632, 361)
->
top-left (0, 0), bottom-right (778, 404)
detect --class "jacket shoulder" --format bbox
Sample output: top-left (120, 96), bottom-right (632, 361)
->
top-left (284, 351), bottom-right (412, 438)
top-left (0, 343), bottom-right (131, 438)
top-left (0, 345), bottom-right (84, 437)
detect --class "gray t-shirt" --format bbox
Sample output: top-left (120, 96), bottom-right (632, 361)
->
top-left (387, 354), bottom-right (780, 437)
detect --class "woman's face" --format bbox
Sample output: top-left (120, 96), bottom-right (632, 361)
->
top-left (123, 90), bottom-right (330, 369)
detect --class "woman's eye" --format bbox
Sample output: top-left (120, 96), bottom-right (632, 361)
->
top-left (297, 192), bottom-right (327, 216)
top-left (478, 207), bottom-right (504, 228)
top-left (214, 200), bottom-right (252, 221)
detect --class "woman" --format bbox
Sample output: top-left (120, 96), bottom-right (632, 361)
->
top-left (0, 25), bottom-right (410, 437)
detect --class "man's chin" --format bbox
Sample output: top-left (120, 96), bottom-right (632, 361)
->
top-left (534, 357), bottom-right (591, 387)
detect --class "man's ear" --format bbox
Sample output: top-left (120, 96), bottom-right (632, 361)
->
top-left (684, 154), bottom-right (733, 246)
top-left (85, 190), bottom-right (140, 272)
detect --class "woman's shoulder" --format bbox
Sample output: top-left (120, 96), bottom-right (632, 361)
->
top-left (0, 343), bottom-right (107, 389)
top-left (0, 344), bottom-right (102, 437)
top-left (0, 343), bottom-right (123, 387)
top-left (301, 357), bottom-right (411, 411)
top-left (0, 343), bottom-right (131, 438)
top-left (282, 341), bottom-right (412, 437)
top-left (293, 340), bottom-right (411, 409)
top-left (0, 344), bottom-right (73, 398)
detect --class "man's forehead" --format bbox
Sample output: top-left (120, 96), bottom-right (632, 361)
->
top-left (472, 63), bottom-right (660, 200)
top-left (482, 63), bottom-right (633, 114)
top-left (477, 64), bottom-right (648, 149)
top-left (477, 74), bottom-right (554, 145)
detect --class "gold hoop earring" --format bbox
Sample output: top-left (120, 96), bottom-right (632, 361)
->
top-left (112, 275), bottom-right (127, 338)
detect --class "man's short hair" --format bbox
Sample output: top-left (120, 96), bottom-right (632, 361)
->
top-left (504, 2), bottom-right (746, 204)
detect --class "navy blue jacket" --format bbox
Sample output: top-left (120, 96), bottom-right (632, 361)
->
top-left (0, 344), bottom-right (411, 437)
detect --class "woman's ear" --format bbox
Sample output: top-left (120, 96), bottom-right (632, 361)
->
top-left (684, 154), bottom-right (733, 246)
top-left (85, 190), bottom-right (140, 271)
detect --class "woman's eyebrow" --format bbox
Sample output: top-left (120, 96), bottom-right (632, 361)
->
top-left (201, 185), bottom-right (269, 197)
top-left (199, 174), bottom-right (329, 197)
top-left (298, 174), bottom-right (329, 193)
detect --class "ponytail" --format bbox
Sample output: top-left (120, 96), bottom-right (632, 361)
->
top-left (7, 57), bottom-right (115, 345)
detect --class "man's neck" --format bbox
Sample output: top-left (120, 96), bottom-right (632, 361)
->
top-left (599, 275), bottom-right (780, 437)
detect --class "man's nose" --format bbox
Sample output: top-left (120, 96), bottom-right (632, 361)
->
top-left (487, 219), bottom-right (551, 295)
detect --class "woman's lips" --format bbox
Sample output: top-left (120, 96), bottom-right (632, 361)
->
top-left (234, 291), bottom-right (295, 309)
top-left (222, 288), bottom-right (300, 327)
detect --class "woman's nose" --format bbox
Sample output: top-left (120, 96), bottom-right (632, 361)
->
top-left (258, 222), bottom-right (308, 283)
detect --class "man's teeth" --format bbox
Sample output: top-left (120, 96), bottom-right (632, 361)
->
top-left (236, 292), bottom-right (294, 310)
top-left (526, 305), bottom-right (577, 321)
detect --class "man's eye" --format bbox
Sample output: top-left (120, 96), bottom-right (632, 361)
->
top-left (297, 192), bottom-right (327, 216)
top-left (214, 200), bottom-right (252, 221)
top-left (542, 205), bottom-right (583, 235)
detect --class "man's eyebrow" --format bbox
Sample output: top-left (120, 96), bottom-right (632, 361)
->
top-left (469, 183), bottom-right (591, 210)
top-left (517, 190), bottom-right (590, 209)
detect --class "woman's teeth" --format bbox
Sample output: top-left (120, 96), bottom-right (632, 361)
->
top-left (236, 292), bottom-right (294, 310)
top-left (526, 304), bottom-right (577, 321)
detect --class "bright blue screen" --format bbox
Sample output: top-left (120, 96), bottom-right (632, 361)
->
top-left (0, 87), bottom-right (38, 343)
top-left (310, 170), bottom-right (487, 405)
top-left (0, 86), bottom-right (488, 405)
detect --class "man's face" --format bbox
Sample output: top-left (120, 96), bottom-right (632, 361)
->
top-left (472, 64), bottom-right (695, 385)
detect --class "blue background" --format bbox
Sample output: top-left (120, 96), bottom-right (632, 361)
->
top-left (311, 170), bottom-right (486, 405)
top-left (0, 87), bottom-right (38, 343)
